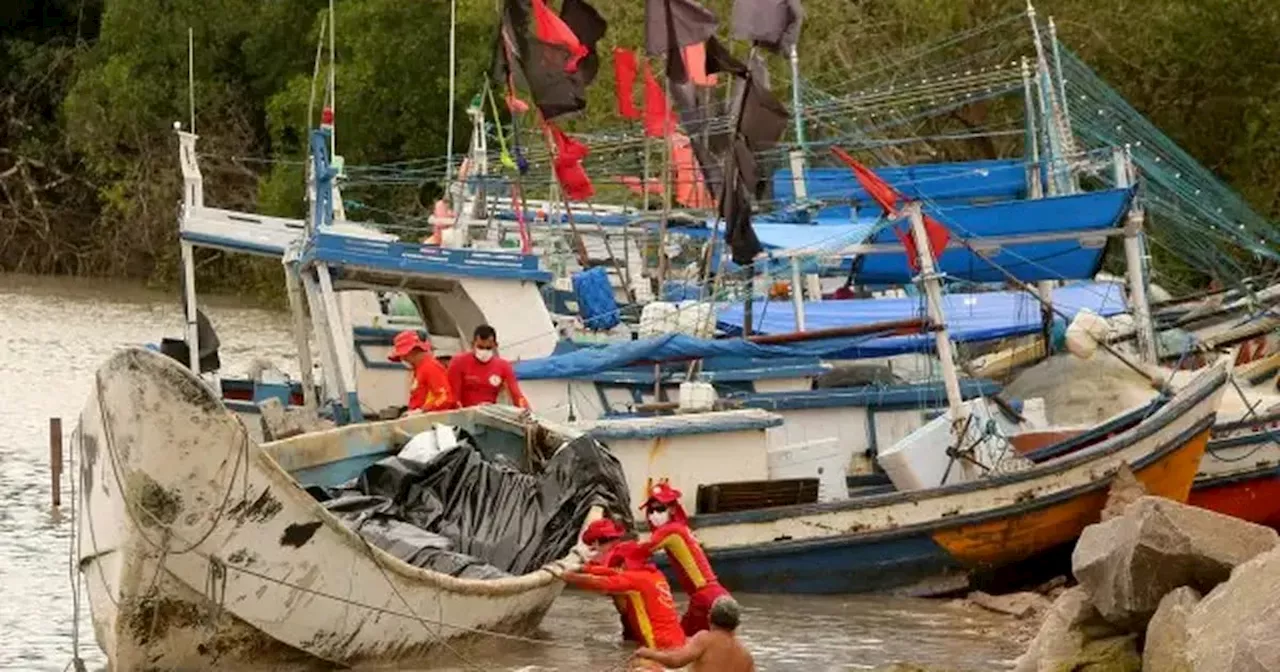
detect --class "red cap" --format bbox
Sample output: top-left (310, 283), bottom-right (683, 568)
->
top-left (387, 330), bottom-right (430, 362)
top-left (640, 481), bottom-right (688, 524)
top-left (640, 482), bottom-right (682, 511)
top-left (581, 518), bottom-right (625, 545)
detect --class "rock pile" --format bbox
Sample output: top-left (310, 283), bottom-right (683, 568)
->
top-left (1014, 496), bottom-right (1280, 672)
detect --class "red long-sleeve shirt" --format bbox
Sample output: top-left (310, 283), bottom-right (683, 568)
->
top-left (641, 523), bottom-right (720, 596)
top-left (446, 351), bottom-right (528, 409)
top-left (408, 355), bottom-right (456, 412)
top-left (563, 566), bottom-right (686, 650)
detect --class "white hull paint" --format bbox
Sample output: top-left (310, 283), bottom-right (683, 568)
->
top-left (690, 364), bottom-right (1227, 554)
top-left (77, 349), bottom-right (581, 670)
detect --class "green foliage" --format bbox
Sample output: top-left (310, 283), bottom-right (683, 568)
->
top-left (0, 0), bottom-right (1277, 294)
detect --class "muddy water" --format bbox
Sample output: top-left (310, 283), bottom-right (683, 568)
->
top-left (0, 275), bottom-right (1021, 671)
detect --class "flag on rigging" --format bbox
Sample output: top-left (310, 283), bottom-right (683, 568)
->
top-left (548, 123), bottom-right (595, 201)
top-left (642, 62), bottom-right (679, 138)
top-left (646, 0), bottom-right (718, 83)
top-left (732, 0), bottom-right (804, 53)
top-left (613, 48), bottom-right (641, 119)
top-left (559, 0), bottom-right (607, 85)
top-left (532, 0), bottom-right (588, 73)
top-left (830, 146), bottom-right (951, 272)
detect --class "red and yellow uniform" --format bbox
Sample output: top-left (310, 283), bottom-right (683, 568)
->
top-left (408, 355), bottom-right (455, 412)
top-left (563, 563), bottom-right (686, 651)
top-left (447, 351), bottom-right (529, 409)
top-left (639, 482), bottom-right (734, 636)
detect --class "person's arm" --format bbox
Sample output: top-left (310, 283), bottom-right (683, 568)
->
top-left (501, 360), bottom-right (530, 409)
top-left (421, 362), bottom-right (457, 412)
top-left (634, 631), bottom-right (709, 668)
top-left (651, 525), bottom-right (711, 588)
top-left (562, 569), bottom-right (633, 594)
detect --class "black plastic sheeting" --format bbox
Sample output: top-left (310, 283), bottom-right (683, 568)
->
top-left (308, 432), bottom-right (633, 579)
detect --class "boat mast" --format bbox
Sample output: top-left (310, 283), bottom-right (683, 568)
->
top-left (445, 0), bottom-right (458, 185)
top-left (904, 202), bottom-right (965, 424)
top-left (181, 28), bottom-right (200, 375)
top-left (1115, 147), bottom-right (1158, 364)
top-left (788, 44), bottom-right (808, 206)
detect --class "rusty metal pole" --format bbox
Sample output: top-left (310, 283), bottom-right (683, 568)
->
top-left (50, 417), bottom-right (63, 508)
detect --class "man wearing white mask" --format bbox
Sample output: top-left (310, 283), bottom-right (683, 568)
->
top-left (447, 324), bottom-right (530, 410)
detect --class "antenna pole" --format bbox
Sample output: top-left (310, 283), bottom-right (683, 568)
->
top-left (187, 28), bottom-right (196, 134)
top-left (328, 0), bottom-right (336, 158)
top-left (446, 0), bottom-right (458, 185)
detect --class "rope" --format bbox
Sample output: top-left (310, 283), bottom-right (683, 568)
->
top-left (80, 379), bottom-right (625, 667)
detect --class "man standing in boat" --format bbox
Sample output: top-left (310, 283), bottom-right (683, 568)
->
top-left (447, 324), bottom-right (530, 410)
top-left (387, 330), bottom-right (456, 413)
top-left (639, 482), bottom-right (734, 636)
top-left (556, 540), bottom-right (686, 666)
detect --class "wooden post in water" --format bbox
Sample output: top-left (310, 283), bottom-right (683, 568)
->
top-left (50, 417), bottom-right (62, 508)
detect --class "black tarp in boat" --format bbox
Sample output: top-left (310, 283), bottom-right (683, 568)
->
top-left (309, 432), bottom-right (633, 579)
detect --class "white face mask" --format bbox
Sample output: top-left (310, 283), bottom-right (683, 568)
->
top-left (648, 510), bottom-right (670, 528)
top-left (474, 348), bottom-right (495, 363)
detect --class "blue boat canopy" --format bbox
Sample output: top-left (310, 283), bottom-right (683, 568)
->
top-left (514, 282), bottom-right (1129, 379)
top-left (772, 159), bottom-right (1030, 218)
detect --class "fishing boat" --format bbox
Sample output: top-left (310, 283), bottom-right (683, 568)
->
top-left (689, 361), bottom-right (1227, 594)
top-left (75, 347), bottom-right (630, 670)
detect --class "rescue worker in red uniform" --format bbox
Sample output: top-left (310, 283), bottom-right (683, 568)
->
top-left (561, 540), bottom-right (686, 662)
top-left (580, 518), bottom-right (640, 644)
top-left (446, 324), bottom-right (529, 409)
top-left (639, 482), bottom-right (733, 636)
top-left (387, 330), bottom-right (455, 413)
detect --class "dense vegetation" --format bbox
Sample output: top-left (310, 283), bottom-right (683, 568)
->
top-left (1, 0), bottom-right (1277, 295)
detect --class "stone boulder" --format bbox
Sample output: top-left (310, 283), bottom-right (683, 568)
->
top-left (1142, 586), bottom-right (1200, 672)
top-left (1099, 463), bottom-right (1146, 522)
top-left (1185, 546), bottom-right (1280, 672)
top-left (1013, 587), bottom-right (1127, 672)
top-left (1071, 496), bottom-right (1278, 630)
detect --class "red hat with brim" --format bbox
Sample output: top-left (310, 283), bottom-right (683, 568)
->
top-left (640, 482), bottom-right (688, 524)
top-left (388, 330), bottom-right (430, 362)
top-left (581, 518), bottom-right (625, 545)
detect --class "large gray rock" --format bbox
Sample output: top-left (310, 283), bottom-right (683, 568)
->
top-left (1071, 496), bottom-right (1278, 630)
top-left (1185, 546), bottom-right (1280, 672)
top-left (1013, 587), bottom-right (1127, 672)
top-left (1142, 586), bottom-right (1200, 672)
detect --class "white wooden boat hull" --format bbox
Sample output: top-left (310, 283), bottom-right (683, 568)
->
top-left (76, 349), bottom-right (576, 670)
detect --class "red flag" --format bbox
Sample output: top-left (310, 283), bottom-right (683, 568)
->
top-left (682, 42), bottom-right (718, 87)
top-left (672, 133), bottom-right (714, 208)
top-left (533, 0), bottom-right (589, 73)
top-left (831, 146), bottom-right (950, 271)
top-left (549, 123), bottom-right (595, 201)
top-left (642, 62), bottom-right (678, 138)
top-left (613, 48), bottom-right (640, 120)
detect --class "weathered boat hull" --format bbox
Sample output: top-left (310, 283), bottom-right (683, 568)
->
top-left (77, 349), bottom-right (575, 670)
top-left (1189, 431), bottom-right (1280, 530)
top-left (680, 364), bottom-right (1227, 595)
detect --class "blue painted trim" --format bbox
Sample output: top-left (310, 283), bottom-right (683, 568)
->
top-left (726, 379), bottom-right (1000, 412)
top-left (587, 414), bottom-right (784, 440)
top-left (180, 231), bottom-right (287, 257)
top-left (345, 392), bottom-right (364, 423)
top-left (306, 233), bottom-right (552, 283)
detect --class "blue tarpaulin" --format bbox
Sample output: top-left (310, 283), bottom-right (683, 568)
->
top-left (773, 159), bottom-right (1029, 219)
top-left (719, 281), bottom-right (1129, 340)
top-left (514, 282), bottom-right (1129, 380)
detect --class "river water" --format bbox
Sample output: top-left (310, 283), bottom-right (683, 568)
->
top-left (0, 274), bottom-right (1021, 671)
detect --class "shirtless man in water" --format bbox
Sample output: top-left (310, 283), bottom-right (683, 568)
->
top-left (631, 597), bottom-right (755, 671)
